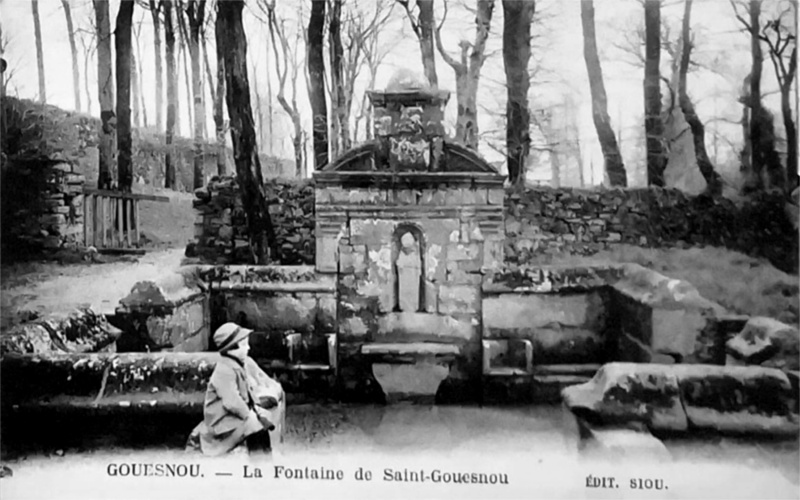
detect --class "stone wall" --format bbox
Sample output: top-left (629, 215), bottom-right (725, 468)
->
top-left (0, 158), bottom-right (85, 256)
top-left (505, 186), bottom-right (799, 273)
top-left (2, 97), bottom-right (293, 192)
top-left (190, 177), bottom-right (315, 265)
top-left (190, 182), bottom-right (797, 273)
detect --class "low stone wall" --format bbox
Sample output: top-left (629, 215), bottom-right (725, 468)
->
top-left (505, 186), bottom-right (799, 273)
top-left (190, 177), bottom-right (315, 265)
top-left (0, 158), bottom-right (85, 255)
top-left (189, 182), bottom-right (798, 273)
top-left (2, 97), bottom-right (293, 192)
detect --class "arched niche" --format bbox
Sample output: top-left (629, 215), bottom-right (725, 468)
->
top-left (392, 224), bottom-right (425, 313)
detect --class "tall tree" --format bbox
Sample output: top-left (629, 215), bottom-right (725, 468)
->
top-left (580, 0), bottom-right (627, 186)
top-left (61, 0), bottom-right (81, 112)
top-left (131, 48), bottom-right (141, 128)
top-left (216, 0), bottom-right (277, 263)
top-left (78, 31), bottom-right (94, 116)
top-left (177, 5), bottom-right (193, 133)
top-left (133, 17), bottom-right (148, 127)
top-left (116, 0), bottom-right (135, 193)
top-left (149, 0), bottom-right (164, 131)
top-left (262, 0), bottom-right (306, 176)
top-left (93, 0), bottom-right (115, 189)
top-left (760, 2), bottom-right (797, 191)
top-left (678, 0), bottom-right (722, 195)
top-left (643, 0), bottom-right (665, 187)
top-left (398, 0), bottom-right (438, 88)
top-left (186, 0), bottom-right (207, 189)
top-left (435, 0), bottom-right (496, 150)
top-left (164, 0), bottom-right (178, 189)
top-left (212, 8), bottom-right (227, 175)
top-left (329, 0), bottom-right (346, 159)
top-left (308, 0), bottom-right (329, 170)
top-left (503, 0), bottom-right (535, 185)
top-left (32, 0), bottom-right (46, 103)
top-left (734, 0), bottom-right (786, 191)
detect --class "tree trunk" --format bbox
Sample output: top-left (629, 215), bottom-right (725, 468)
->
top-left (580, 0), bottom-right (627, 187)
top-left (135, 27), bottom-right (148, 127)
top-left (328, 0), bottom-right (344, 159)
top-left (149, 0), bottom-right (164, 132)
top-left (308, 0), bottom-right (329, 170)
top-left (62, 0), bottom-right (81, 112)
top-left (202, 34), bottom-right (216, 140)
top-left (216, 0), bottom-right (276, 263)
top-left (116, 0), bottom-right (135, 193)
top-left (677, 0), bottom-right (722, 196)
top-left (187, 0), bottom-right (207, 190)
top-left (644, 0), bottom-right (665, 187)
top-left (436, 0), bottom-right (494, 150)
top-left (164, 0), bottom-right (177, 189)
top-left (81, 36), bottom-right (93, 116)
top-left (93, 0), bottom-right (115, 190)
top-left (746, 0), bottom-right (784, 192)
top-left (747, 0), bottom-right (765, 191)
top-left (131, 50), bottom-right (141, 128)
top-left (213, 15), bottom-right (226, 176)
top-left (32, 0), bottom-right (46, 104)
top-left (418, 0), bottom-right (438, 88)
top-left (782, 68), bottom-right (797, 191)
top-left (178, 12), bottom-right (193, 136)
top-left (502, 0), bottom-right (535, 185)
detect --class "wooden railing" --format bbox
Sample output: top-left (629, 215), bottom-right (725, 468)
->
top-left (83, 188), bottom-right (169, 250)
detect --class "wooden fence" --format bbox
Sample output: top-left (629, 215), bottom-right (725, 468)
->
top-left (83, 188), bottom-right (169, 250)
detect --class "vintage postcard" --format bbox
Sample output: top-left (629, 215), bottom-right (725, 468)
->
top-left (1, 0), bottom-right (798, 498)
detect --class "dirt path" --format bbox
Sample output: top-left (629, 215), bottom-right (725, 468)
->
top-left (0, 248), bottom-right (187, 329)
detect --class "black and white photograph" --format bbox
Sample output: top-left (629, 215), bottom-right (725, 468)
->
top-left (0, 0), bottom-right (798, 498)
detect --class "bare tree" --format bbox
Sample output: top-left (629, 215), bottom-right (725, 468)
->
top-left (733, 0), bottom-right (786, 192)
top-left (177, 4), bottom-right (194, 134)
top-left (308, 0), bottom-right (329, 170)
top-left (260, 0), bottom-right (306, 177)
top-left (328, 0), bottom-right (346, 158)
top-left (760, 1), bottom-right (797, 191)
top-left (164, 0), bottom-right (178, 188)
top-left (32, 0), bottom-right (46, 103)
top-left (116, 0), bottom-right (135, 193)
top-left (435, 0), bottom-right (496, 150)
top-left (133, 13), bottom-right (148, 127)
top-left (677, 0), bottom-right (722, 195)
top-left (78, 30), bottom-right (95, 116)
top-left (216, 0), bottom-right (277, 263)
top-left (212, 7), bottom-right (227, 175)
top-left (397, 0), bottom-right (438, 87)
top-left (149, 0), bottom-right (165, 131)
top-left (93, 0), bottom-right (115, 189)
top-left (62, 0), bottom-right (82, 112)
top-left (186, 0), bottom-right (207, 189)
top-left (580, 0), bottom-right (627, 186)
top-left (644, 0), bottom-right (666, 187)
top-left (503, 0), bottom-right (535, 185)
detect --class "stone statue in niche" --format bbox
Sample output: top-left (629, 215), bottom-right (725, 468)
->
top-left (396, 231), bottom-right (422, 312)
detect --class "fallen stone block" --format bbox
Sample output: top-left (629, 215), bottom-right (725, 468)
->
top-left (562, 362), bottom-right (799, 438)
top-left (673, 364), bottom-right (799, 436)
top-left (0, 308), bottom-right (121, 356)
top-left (726, 317), bottom-right (799, 371)
top-left (562, 362), bottom-right (689, 432)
